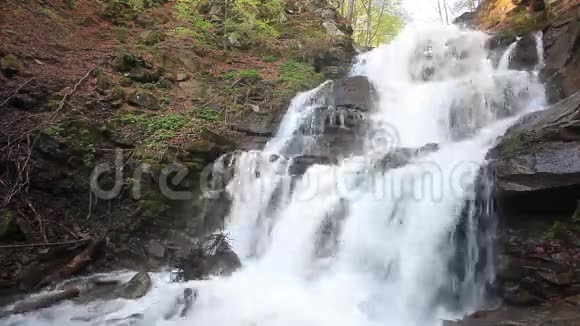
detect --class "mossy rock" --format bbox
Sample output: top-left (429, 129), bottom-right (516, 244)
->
top-left (111, 53), bottom-right (150, 73)
top-left (99, 0), bottom-right (138, 26)
top-left (184, 140), bottom-right (232, 162)
top-left (120, 272), bottom-right (151, 299)
top-left (497, 131), bottom-right (542, 157)
top-left (127, 90), bottom-right (159, 110)
top-left (0, 209), bottom-right (24, 241)
top-left (96, 73), bottom-right (113, 93)
top-left (128, 67), bottom-right (160, 83)
top-left (140, 30), bottom-right (165, 46)
top-left (0, 54), bottom-right (24, 77)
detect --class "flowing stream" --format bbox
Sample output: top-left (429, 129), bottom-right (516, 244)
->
top-left (3, 25), bottom-right (546, 326)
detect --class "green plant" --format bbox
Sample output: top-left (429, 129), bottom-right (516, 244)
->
top-left (40, 7), bottom-right (63, 24)
top-left (544, 221), bottom-right (561, 240)
top-left (262, 55), bottom-right (279, 63)
top-left (195, 107), bottom-right (222, 121)
top-left (119, 113), bottom-right (187, 145)
top-left (277, 59), bottom-right (323, 90)
top-left (221, 69), bottom-right (261, 80)
top-left (114, 27), bottom-right (129, 43)
top-left (45, 125), bottom-right (65, 137)
top-left (141, 83), bottom-right (158, 90)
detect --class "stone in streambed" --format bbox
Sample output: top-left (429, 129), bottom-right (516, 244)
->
top-left (119, 272), bottom-right (151, 299)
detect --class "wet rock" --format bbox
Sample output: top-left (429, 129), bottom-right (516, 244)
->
top-left (489, 91), bottom-right (580, 213)
top-left (2, 288), bottom-right (80, 317)
top-left (509, 35), bottom-right (538, 71)
top-left (0, 54), bottom-right (24, 77)
top-left (542, 14), bottom-right (580, 103)
top-left (184, 140), bottom-right (233, 162)
top-left (332, 76), bottom-right (375, 111)
top-left (179, 234), bottom-right (241, 281)
top-left (18, 262), bottom-right (43, 290)
top-left (119, 272), bottom-right (151, 299)
top-left (148, 240), bottom-right (166, 259)
top-left (537, 270), bottom-right (575, 286)
top-left (180, 288), bottom-right (196, 317)
top-left (502, 284), bottom-right (543, 306)
top-left (289, 155), bottom-right (337, 175)
top-left (127, 90), bottom-right (159, 110)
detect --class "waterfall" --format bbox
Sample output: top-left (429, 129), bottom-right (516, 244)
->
top-left (534, 31), bottom-right (545, 70)
top-left (2, 25), bottom-right (546, 326)
top-left (498, 40), bottom-right (518, 70)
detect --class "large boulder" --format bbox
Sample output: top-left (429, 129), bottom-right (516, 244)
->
top-left (127, 90), bottom-right (159, 110)
top-left (178, 234), bottom-right (241, 281)
top-left (119, 272), bottom-right (152, 299)
top-left (489, 90), bottom-right (580, 213)
top-left (508, 34), bottom-right (539, 71)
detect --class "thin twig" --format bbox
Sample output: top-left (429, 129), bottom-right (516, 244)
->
top-left (1, 64), bottom-right (100, 209)
top-left (26, 200), bottom-right (47, 243)
top-left (0, 79), bottom-right (33, 108)
top-left (0, 239), bottom-right (89, 249)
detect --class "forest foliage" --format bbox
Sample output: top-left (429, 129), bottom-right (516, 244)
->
top-left (339, 0), bottom-right (405, 47)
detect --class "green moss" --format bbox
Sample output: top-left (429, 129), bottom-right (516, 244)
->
top-left (118, 113), bottom-right (188, 146)
top-left (221, 69), bottom-right (261, 80)
top-left (261, 55), bottom-right (279, 63)
top-left (141, 83), bottom-right (158, 90)
top-left (45, 125), bottom-right (65, 137)
top-left (277, 59), bottom-right (324, 91)
top-left (0, 209), bottom-right (23, 240)
top-left (497, 131), bottom-right (541, 157)
top-left (44, 120), bottom-right (100, 167)
top-left (40, 7), bottom-right (64, 25)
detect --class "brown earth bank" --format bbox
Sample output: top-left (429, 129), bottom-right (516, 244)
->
top-left (0, 0), bottom-right (355, 304)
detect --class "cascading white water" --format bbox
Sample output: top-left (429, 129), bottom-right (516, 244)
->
top-left (3, 25), bottom-right (546, 326)
top-left (497, 39), bottom-right (519, 70)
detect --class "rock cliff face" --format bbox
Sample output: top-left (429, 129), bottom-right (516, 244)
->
top-left (453, 2), bottom-right (580, 325)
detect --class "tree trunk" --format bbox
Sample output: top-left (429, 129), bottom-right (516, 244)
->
top-left (346, 0), bottom-right (355, 25)
top-left (366, 3), bottom-right (372, 46)
top-left (38, 238), bottom-right (105, 287)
